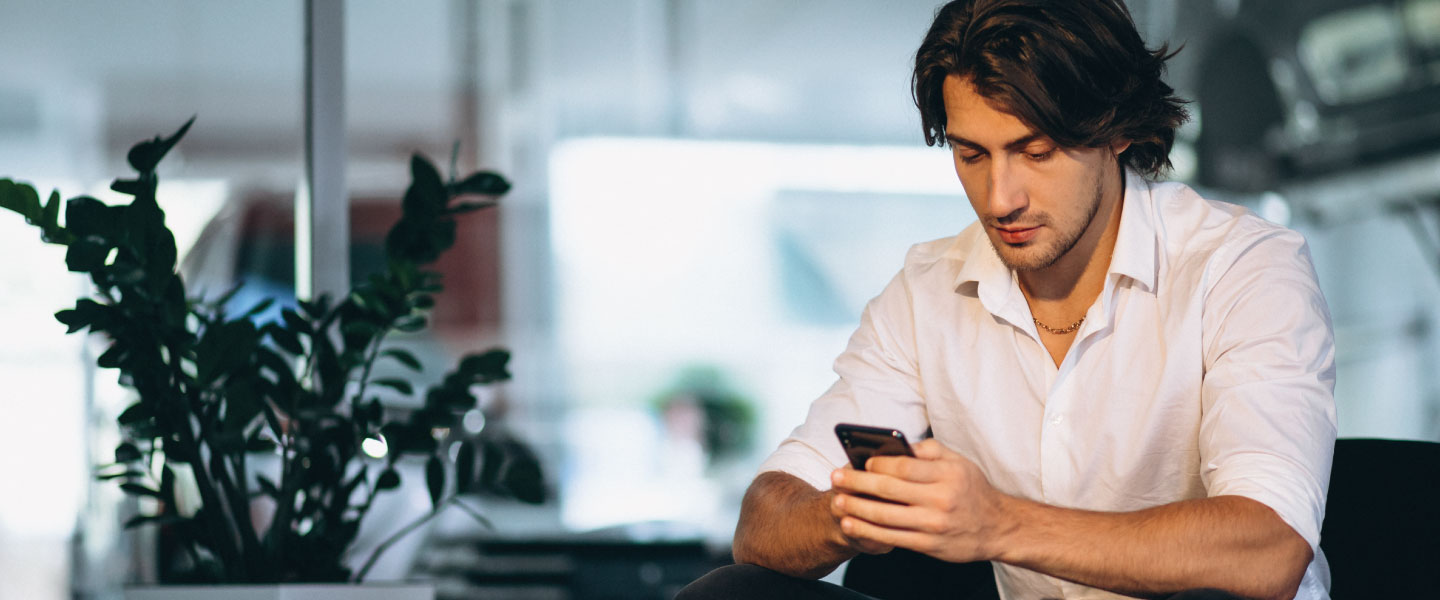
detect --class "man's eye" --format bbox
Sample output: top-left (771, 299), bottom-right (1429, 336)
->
top-left (958, 153), bottom-right (984, 165)
top-left (1025, 150), bottom-right (1054, 162)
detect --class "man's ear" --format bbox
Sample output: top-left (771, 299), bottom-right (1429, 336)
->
top-left (1110, 138), bottom-right (1132, 156)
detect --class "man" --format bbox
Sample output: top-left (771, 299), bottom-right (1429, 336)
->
top-left (680, 1), bottom-right (1335, 599)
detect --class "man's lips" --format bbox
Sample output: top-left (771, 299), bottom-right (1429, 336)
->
top-left (995, 225), bottom-right (1039, 244)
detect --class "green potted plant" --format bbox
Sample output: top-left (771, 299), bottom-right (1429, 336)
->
top-left (0, 119), bottom-right (544, 597)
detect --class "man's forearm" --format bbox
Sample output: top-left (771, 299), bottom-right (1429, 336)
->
top-left (994, 494), bottom-right (1312, 600)
top-left (732, 471), bottom-right (860, 578)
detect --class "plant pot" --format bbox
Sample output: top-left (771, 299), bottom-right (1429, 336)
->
top-left (124, 583), bottom-right (434, 600)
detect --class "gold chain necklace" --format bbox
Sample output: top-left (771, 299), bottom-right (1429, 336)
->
top-left (1033, 315), bottom-right (1085, 335)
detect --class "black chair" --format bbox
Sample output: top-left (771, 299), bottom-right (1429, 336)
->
top-left (1319, 438), bottom-right (1440, 598)
top-left (842, 438), bottom-right (1440, 599)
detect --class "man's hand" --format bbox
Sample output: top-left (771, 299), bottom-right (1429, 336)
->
top-left (834, 503), bottom-right (895, 556)
top-left (831, 438), bottom-right (1313, 598)
top-left (828, 439), bottom-right (1013, 563)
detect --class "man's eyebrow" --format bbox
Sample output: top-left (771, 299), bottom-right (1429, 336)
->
top-left (945, 132), bottom-right (1051, 152)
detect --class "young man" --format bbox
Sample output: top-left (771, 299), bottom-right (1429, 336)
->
top-left (680, 1), bottom-right (1335, 599)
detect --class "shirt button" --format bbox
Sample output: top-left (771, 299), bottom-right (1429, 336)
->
top-left (1050, 414), bottom-right (1065, 425)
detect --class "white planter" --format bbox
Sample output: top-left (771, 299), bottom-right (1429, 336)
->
top-left (124, 583), bottom-right (434, 600)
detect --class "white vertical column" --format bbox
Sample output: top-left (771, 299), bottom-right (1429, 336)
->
top-left (300, 0), bottom-right (348, 302)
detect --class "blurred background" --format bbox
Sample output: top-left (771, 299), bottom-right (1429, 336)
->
top-left (1, 0), bottom-right (1437, 598)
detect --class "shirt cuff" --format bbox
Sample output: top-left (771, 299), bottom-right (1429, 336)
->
top-left (1207, 454), bottom-right (1327, 553)
top-left (756, 438), bottom-right (842, 493)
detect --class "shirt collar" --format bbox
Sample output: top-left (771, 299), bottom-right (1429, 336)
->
top-left (950, 224), bottom-right (1027, 325)
top-left (1108, 168), bottom-right (1158, 293)
top-left (950, 168), bottom-right (1159, 307)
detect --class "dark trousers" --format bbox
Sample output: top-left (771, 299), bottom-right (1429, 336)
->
top-left (676, 564), bottom-right (1248, 600)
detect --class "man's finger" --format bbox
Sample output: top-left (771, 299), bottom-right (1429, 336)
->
top-left (832, 466), bottom-right (926, 502)
top-left (866, 454), bottom-right (941, 483)
top-left (910, 438), bottom-right (949, 460)
top-left (833, 492), bottom-right (936, 532)
top-left (838, 515), bottom-right (937, 555)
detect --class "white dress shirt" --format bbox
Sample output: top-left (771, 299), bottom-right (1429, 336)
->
top-left (758, 171), bottom-right (1337, 599)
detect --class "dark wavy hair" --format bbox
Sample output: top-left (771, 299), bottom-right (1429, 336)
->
top-left (912, 0), bottom-right (1188, 178)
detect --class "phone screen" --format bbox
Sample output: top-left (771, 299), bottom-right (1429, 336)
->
top-left (835, 423), bottom-right (915, 470)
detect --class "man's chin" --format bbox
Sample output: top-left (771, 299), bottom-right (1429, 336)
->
top-left (992, 243), bottom-right (1058, 272)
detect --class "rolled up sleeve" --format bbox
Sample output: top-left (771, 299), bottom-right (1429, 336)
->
top-left (757, 269), bottom-right (932, 492)
top-left (1199, 229), bottom-right (1337, 552)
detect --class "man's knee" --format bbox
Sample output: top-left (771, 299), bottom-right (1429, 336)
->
top-left (676, 564), bottom-right (783, 600)
top-left (676, 563), bottom-right (872, 600)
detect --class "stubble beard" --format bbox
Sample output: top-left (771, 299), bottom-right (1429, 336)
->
top-left (990, 174), bottom-right (1105, 273)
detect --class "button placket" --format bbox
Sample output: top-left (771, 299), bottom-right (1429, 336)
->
top-left (1039, 376), bottom-right (1073, 504)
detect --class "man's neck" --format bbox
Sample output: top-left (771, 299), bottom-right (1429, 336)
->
top-left (1019, 169), bottom-right (1126, 310)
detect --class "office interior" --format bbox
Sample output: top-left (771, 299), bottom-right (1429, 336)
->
top-left (1, 0), bottom-right (1437, 598)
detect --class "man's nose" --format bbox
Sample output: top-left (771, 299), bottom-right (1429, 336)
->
top-left (986, 160), bottom-right (1028, 221)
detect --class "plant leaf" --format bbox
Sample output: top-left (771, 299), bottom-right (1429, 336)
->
top-left (55, 298), bottom-right (109, 334)
top-left (195, 319), bottom-right (260, 386)
top-left (454, 440), bottom-right (477, 494)
top-left (114, 442), bottom-right (142, 463)
top-left (478, 440), bottom-right (503, 487)
top-left (263, 322), bottom-right (305, 356)
top-left (123, 514), bottom-right (184, 530)
top-left (39, 190), bottom-right (72, 244)
top-left (395, 316), bottom-right (426, 333)
top-left (243, 298), bottom-right (276, 318)
top-left (425, 455), bottom-right (445, 509)
top-left (117, 402), bottom-right (153, 428)
top-left (255, 347), bottom-right (296, 388)
top-left (96, 342), bottom-right (127, 369)
top-left (65, 236), bottom-right (111, 273)
top-left (97, 469), bottom-right (146, 481)
top-left (281, 308), bottom-right (312, 335)
top-left (41, 189), bottom-right (61, 227)
top-left (0, 179), bottom-right (41, 222)
top-left (209, 279), bottom-right (246, 313)
top-left (127, 116), bottom-right (195, 174)
top-left (299, 297), bottom-right (327, 319)
top-left (449, 171), bottom-right (511, 197)
top-left (376, 468), bottom-right (401, 490)
top-left (404, 154), bottom-right (446, 219)
top-left (371, 378), bottom-right (414, 396)
top-left (502, 449), bottom-right (545, 504)
top-left (222, 378), bottom-right (263, 433)
top-left (380, 348), bottom-right (422, 372)
top-left (457, 349), bottom-right (511, 384)
top-left (245, 435), bottom-right (277, 453)
top-left (340, 321), bottom-right (380, 341)
top-left (256, 475), bottom-right (281, 499)
top-left (120, 483), bottom-right (162, 498)
top-left (63, 195), bottom-right (116, 240)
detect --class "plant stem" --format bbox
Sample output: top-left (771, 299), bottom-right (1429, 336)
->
top-left (451, 498), bottom-right (495, 530)
top-left (351, 330), bottom-right (388, 408)
top-left (141, 334), bottom-right (244, 580)
top-left (164, 400), bottom-right (245, 579)
top-left (352, 497), bottom-right (452, 583)
top-left (267, 423), bottom-right (300, 575)
top-left (177, 344), bottom-right (262, 576)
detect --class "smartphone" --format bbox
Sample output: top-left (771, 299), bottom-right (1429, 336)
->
top-left (835, 423), bottom-right (915, 471)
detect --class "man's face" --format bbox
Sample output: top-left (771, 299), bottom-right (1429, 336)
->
top-left (942, 75), bottom-right (1124, 272)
